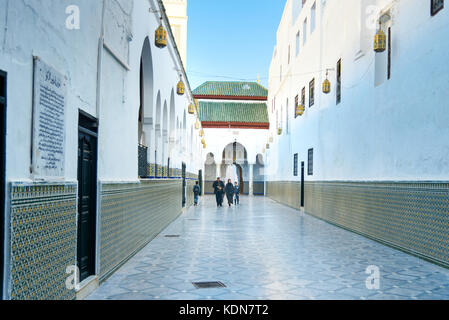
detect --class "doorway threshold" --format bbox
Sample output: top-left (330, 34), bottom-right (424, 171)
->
top-left (76, 275), bottom-right (99, 300)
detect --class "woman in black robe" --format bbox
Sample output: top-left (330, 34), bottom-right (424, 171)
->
top-left (225, 179), bottom-right (235, 207)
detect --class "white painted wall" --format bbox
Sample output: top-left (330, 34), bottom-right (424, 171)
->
top-left (0, 0), bottom-right (102, 183)
top-left (202, 128), bottom-right (269, 166)
top-left (0, 0), bottom-right (204, 185)
top-left (267, 0), bottom-right (449, 182)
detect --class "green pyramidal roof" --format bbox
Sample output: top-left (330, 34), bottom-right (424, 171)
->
top-left (199, 101), bottom-right (269, 124)
top-left (193, 81), bottom-right (268, 98)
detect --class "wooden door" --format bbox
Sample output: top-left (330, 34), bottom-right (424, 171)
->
top-left (77, 126), bottom-right (97, 282)
top-left (301, 162), bottom-right (305, 208)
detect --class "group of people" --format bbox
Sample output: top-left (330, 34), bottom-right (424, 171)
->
top-left (212, 177), bottom-right (240, 207)
top-left (191, 177), bottom-right (241, 207)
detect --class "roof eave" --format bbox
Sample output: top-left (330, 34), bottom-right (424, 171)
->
top-left (201, 121), bottom-right (270, 129)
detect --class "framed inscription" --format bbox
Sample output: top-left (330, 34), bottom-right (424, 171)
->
top-left (431, 0), bottom-right (444, 16)
top-left (32, 57), bottom-right (67, 178)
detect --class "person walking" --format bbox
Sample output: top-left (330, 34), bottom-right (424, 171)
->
top-left (234, 181), bottom-right (240, 205)
top-left (225, 179), bottom-right (235, 207)
top-left (212, 177), bottom-right (225, 207)
top-left (193, 181), bottom-right (201, 206)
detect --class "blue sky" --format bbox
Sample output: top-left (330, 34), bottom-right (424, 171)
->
top-left (186, 0), bottom-right (285, 90)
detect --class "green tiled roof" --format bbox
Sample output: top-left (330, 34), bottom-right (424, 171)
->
top-left (199, 101), bottom-right (269, 123)
top-left (193, 81), bottom-right (268, 98)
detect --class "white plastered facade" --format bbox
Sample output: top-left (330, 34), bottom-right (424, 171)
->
top-left (266, 0), bottom-right (449, 182)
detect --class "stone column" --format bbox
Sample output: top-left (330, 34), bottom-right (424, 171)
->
top-left (249, 163), bottom-right (254, 196)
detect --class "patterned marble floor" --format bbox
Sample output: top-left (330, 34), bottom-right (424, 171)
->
top-left (87, 196), bottom-right (449, 300)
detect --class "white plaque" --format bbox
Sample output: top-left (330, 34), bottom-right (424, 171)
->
top-left (32, 57), bottom-right (67, 178)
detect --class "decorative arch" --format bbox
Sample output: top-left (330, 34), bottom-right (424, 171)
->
top-left (168, 89), bottom-right (176, 160)
top-left (138, 37), bottom-right (154, 148)
top-left (162, 101), bottom-right (169, 176)
top-left (219, 142), bottom-right (249, 194)
top-left (221, 142), bottom-right (248, 165)
top-left (169, 89), bottom-right (176, 139)
top-left (155, 91), bottom-right (162, 171)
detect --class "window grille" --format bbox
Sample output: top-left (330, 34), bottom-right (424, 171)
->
top-left (308, 148), bottom-right (313, 176)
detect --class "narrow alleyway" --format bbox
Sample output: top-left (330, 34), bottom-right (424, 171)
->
top-left (87, 196), bottom-right (449, 300)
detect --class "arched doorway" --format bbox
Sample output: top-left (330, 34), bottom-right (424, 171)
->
top-left (220, 141), bottom-right (249, 194)
top-left (155, 92), bottom-right (162, 177)
top-left (162, 100), bottom-right (168, 177)
top-left (138, 37), bottom-right (154, 177)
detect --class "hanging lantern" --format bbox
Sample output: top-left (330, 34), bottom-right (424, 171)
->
top-left (374, 22), bottom-right (386, 53)
top-left (199, 129), bottom-right (204, 137)
top-left (322, 69), bottom-right (331, 94)
top-left (295, 104), bottom-right (305, 117)
top-left (277, 127), bottom-right (282, 135)
top-left (177, 78), bottom-right (185, 95)
top-left (322, 79), bottom-right (331, 94)
top-left (269, 135), bottom-right (274, 143)
top-left (188, 103), bottom-right (195, 115)
top-left (203, 143), bottom-right (207, 149)
top-left (201, 138), bottom-right (206, 145)
top-left (266, 143), bottom-right (270, 149)
top-left (195, 119), bottom-right (200, 130)
top-left (155, 19), bottom-right (167, 48)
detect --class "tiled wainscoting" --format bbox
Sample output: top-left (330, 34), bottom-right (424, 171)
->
top-left (253, 181), bottom-right (265, 195)
top-left (5, 178), bottom-right (196, 300)
top-left (7, 182), bottom-right (78, 300)
top-left (266, 181), bottom-right (301, 209)
top-left (99, 180), bottom-right (183, 281)
top-left (267, 181), bottom-right (449, 268)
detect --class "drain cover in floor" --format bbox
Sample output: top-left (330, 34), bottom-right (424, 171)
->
top-left (164, 235), bottom-right (180, 238)
top-left (192, 281), bottom-right (226, 289)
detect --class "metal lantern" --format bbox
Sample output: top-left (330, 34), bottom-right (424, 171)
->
top-left (266, 143), bottom-right (270, 149)
top-left (201, 138), bottom-right (206, 145)
top-left (374, 22), bottom-right (386, 53)
top-left (203, 143), bottom-right (207, 149)
top-left (195, 119), bottom-right (200, 130)
top-left (155, 21), bottom-right (167, 48)
top-left (277, 127), bottom-right (282, 135)
top-left (269, 135), bottom-right (274, 143)
top-left (177, 79), bottom-right (185, 95)
top-left (188, 103), bottom-right (195, 115)
top-left (199, 129), bottom-right (204, 137)
top-left (295, 104), bottom-right (305, 117)
top-left (322, 79), bottom-right (331, 94)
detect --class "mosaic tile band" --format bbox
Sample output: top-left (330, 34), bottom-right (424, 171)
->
top-left (99, 180), bottom-right (183, 281)
top-left (267, 181), bottom-right (449, 268)
top-left (8, 182), bottom-right (78, 300)
top-left (266, 181), bottom-right (302, 209)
